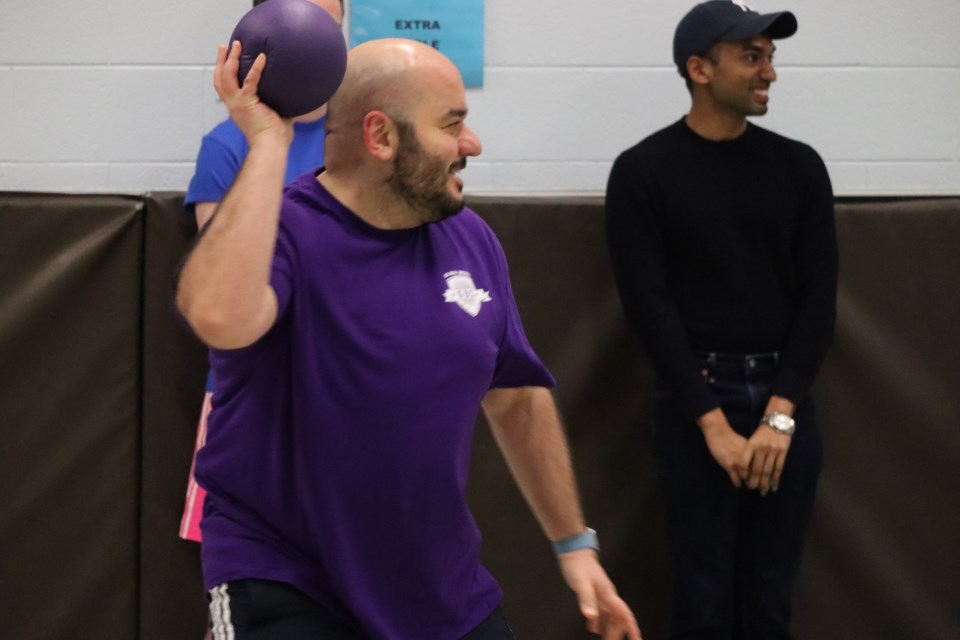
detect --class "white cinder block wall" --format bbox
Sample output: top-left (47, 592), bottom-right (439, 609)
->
top-left (1, 0), bottom-right (958, 195)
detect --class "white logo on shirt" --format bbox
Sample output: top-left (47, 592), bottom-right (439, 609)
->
top-left (443, 270), bottom-right (492, 317)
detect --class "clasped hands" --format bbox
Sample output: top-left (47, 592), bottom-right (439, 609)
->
top-left (699, 407), bottom-right (792, 495)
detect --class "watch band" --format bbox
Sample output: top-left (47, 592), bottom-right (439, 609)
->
top-left (551, 528), bottom-right (599, 555)
top-left (761, 411), bottom-right (796, 435)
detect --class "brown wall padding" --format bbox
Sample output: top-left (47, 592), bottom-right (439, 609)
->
top-left (138, 193), bottom-right (210, 640)
top-left (0, 193), bottom-right (957, 640)
top-left (792, 199), bottom-right (960, 639)
top-left (466, 197), bottom-right (669, 639)
top-left (0, 194), bottom-right (143, 639)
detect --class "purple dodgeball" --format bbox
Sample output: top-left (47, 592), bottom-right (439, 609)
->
top-left (230, 0), bottom-right (347, 117)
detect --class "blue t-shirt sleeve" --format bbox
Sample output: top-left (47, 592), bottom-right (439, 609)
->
top-left (184, 118), bottom-right (325, 216)
top-left (184, 122), bottom-right (248, 214)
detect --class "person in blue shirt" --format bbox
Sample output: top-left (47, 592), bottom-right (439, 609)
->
top-left (179, 0), bottom-right (345, 543)
top-left (183, 0), bottom-right (345, 231)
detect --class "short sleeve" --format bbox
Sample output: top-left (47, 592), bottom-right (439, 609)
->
top-left (184, 123), bottom-right (247, 214)
top-left (484, 230), bottom-right (555, 389)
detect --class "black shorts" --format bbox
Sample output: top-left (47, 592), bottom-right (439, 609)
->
top-left (208, 579), bottom-right (516, 639)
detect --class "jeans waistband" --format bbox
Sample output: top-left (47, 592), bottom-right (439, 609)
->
top-left (694, 350), bottom-right (780, 369)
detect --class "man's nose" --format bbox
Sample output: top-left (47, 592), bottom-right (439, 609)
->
top-left (460, 125), bottom-right (482, 157)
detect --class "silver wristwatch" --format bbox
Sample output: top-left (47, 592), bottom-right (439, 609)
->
top-left (761, 412), bottom-right (796, 435)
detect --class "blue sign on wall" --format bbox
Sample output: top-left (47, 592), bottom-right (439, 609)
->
top-left (350, 0), bottom-right (484, 88)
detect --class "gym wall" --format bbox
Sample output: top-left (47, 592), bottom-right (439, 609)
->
top-left (1, 0), bottom-right (959, 195)
top-left (0, 193), bottom-right (957, 640)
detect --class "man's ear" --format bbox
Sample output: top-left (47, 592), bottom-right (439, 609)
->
top-left (362, 110), bottom-right (397, 161)
top-left (687, 55), bottom-right (712, 86)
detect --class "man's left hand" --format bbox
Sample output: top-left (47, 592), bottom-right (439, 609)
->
top-left (744, 426), bottom-right (791, 495)
top-left (558, 550), bottom-right (642, 639)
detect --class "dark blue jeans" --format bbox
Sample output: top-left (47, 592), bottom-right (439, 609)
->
top-left (652, 352), bottom-right (822, 640)
top-left (208, 579), bottom-right (516, 639)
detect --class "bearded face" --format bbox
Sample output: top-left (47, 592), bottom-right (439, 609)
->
top-left (386, 118), bottom-right (466, 223)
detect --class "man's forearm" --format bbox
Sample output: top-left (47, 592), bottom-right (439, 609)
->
top-left (482, 387), bottom-right (586, 541)
top-left (176, 133), bottom-right (289, 348)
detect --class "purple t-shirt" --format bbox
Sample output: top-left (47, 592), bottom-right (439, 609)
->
top-left (195, 170), bottom-right (555, 640)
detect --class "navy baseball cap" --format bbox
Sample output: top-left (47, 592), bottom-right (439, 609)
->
top-left (673, 1), bottom-right (797, 77)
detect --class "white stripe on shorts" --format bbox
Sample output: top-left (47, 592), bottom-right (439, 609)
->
top-left (209, 583), bottom-right (235, 640)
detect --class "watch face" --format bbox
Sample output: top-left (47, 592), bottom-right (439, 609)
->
top-left (771, 414), bottom-right (795, 432)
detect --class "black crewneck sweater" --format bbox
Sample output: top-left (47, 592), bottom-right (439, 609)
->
top-left (605, 118), bottom-right (838, 421)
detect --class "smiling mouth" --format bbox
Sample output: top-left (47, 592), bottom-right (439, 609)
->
top-left (449, 159), bottom-right (467, 189)
top-left (450, 158), bottom-right (467, 174)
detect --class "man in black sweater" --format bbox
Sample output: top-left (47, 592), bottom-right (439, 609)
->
top-left (605, 2), bottom-right (838, 638)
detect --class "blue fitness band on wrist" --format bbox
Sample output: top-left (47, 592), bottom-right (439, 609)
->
top-left (551, 528), bottom-right (599, 555)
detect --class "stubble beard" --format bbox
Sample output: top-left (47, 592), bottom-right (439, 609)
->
top-left (386, 119), bottom-right (465, 223)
